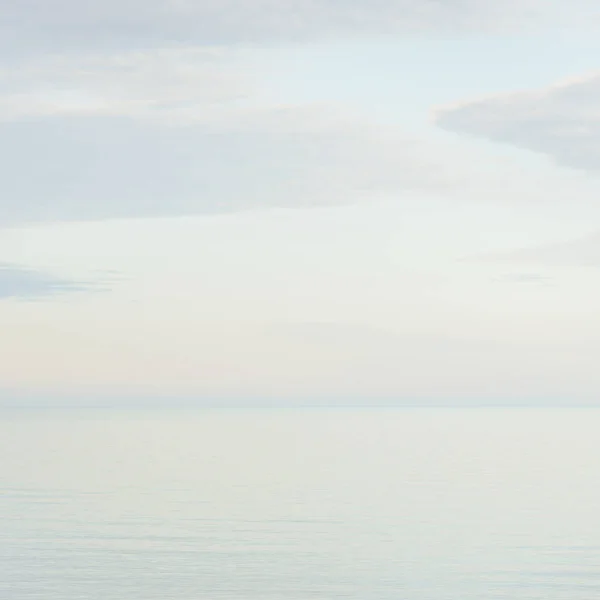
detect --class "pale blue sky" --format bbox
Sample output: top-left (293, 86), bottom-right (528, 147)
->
top-left (2, 1), bottom-right (600, 404)
top-left (253, 34), bottom-right (600, 121)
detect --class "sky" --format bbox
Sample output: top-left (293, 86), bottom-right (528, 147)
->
top-left (2, 0), bottom-right (600, 406)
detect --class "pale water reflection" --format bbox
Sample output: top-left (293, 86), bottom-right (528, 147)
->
top-left (1, 408), bottom-right (600, 599)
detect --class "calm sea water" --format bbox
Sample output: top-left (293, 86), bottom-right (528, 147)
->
top-left (2, 408), bottom-right (600, 599)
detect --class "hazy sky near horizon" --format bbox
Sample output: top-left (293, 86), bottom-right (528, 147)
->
top-left (2, 0), bottom-right (600, 404)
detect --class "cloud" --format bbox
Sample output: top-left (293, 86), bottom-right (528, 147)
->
top-left (0, 48), bottom-right (247, 122)
top-left (434, 72), bottom-right (600, 172)
top-left (0, 106), bottom-right (461, 226)
top-left (0, 264), bottom-right (105, 300)
top-left (0, 46), bottom-right (471, 226)
top-left (0, 0), bottom-right (588, 58)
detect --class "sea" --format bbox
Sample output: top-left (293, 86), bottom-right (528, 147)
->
top-left (2, 407), bottom-right (600, 599)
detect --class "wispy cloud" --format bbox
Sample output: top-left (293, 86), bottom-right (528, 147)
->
top-left (0, 264), bottom-right (110, 300)
top-left (0, 48), bottom-right (247, 122)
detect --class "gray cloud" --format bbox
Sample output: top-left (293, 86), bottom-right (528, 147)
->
top-left (0, 0), bottom-right (585, 58)
top-left (0, 46), bottom-right (465, 225)
top-left (435, 72), bottom-right (600, 171)
top-left (0, 264), bottom-right (105, 300)
top-left (0, 109), bottom-right (459, 225)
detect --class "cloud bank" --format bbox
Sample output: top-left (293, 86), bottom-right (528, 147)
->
top-left (0, 1), bottom-right (594, 227)
top-left (435, 72), bottom-right (600, 172)
top-left (0, 0), bottom-right (586, 57)
top-left (0, 47), bottom-right (462, 225)
top-left (0, 110), bottom-right (461, 225)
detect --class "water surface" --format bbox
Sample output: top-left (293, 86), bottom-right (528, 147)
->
top-left (2, 408), bottom-right (600, 599)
